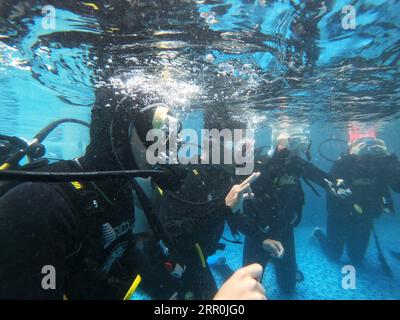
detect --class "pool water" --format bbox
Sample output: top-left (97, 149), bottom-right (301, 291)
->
top-left (1, 0), bottom-right (399, 300)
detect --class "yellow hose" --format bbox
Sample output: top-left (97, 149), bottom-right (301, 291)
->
top-left (123, 274), bottom-right (142, 300)
top-left (195, 243), bottom-right (207, 269)
top-left (82, 2), bottom-right (99, 11)
top-left (0, 163), bottom-right (11, 171)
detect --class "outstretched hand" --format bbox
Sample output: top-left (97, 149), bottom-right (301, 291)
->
top-left (214, 264), bottom-right (266, 300)
top-left (325, 178), bottom-right (352, 199)
top-left (263, 239), bottom-right (285, 259)
top-left (225, 172), bottom-right (261, 213)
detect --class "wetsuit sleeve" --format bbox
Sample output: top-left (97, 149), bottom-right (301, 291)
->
top-left (0, 182), bottom-right (79, 299)
top-left (292, 156), bottom-right (332, 189)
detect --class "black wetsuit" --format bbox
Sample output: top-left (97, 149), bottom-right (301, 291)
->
top-left (0, 79), bottom-right (149, 299)
top-left (0, 0), bottom-right (223, 300)
top-left (234, 148), bottom-right (331, 293)
top-left (131, 165), bottom-right (234, 300)
top-left (0, 159), bottom-right (138, 299)
top-left (316, 153), bottom-right (400, 264)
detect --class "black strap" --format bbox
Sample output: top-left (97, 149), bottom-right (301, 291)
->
top-left (221, 236), bottom-right (243, 244)
top-left (223, 217), bottom-right (243, 244)
top-left (131, 179), bottom-right (173, 253)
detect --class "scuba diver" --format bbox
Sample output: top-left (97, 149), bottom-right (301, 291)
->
top-left (0, 89), bottom-right (266, 300)
top-left (231, 131), bottom-right (351, 293)
top-left (314, 133), bottom-right (400, 265)
top-left (0, 88), bottom-right (189, 299)
top-left (130, 129), bottom-right (261, 300)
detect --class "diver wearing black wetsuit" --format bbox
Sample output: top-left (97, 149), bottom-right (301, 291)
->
top-left (315, 139), bottom-right (400, 264)
top-left (0, 0), bottom-right (204, 299)
top-left (129, 163), bottom-right (237, 300)
top-left (234, 144), bottom-right (343, 293)
top-left (0, 87), bottom-right (185, 299)
top-left (162, 165), bottom-right (237, 299)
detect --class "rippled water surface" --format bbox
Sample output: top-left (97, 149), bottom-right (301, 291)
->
top-left (1, 0), bottom-right (399, 131)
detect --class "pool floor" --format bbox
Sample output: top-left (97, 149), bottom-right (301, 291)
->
top-left (133, 215), bottom-right (400, 300)
top-left (210, 216), bottom-right (400, 300)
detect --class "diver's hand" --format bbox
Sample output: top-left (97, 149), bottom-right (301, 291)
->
top-left (325, 178), bottom-right (352, 199)
top-left (225, 172), bottom-right (261, 213)
top-left (214, 264), bottom-right (266, 300)
top-left (262, 239), bottom-right (285, 259)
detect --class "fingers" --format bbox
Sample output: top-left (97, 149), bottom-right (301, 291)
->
top-left (252, 282), bottom-right (267, 300)
top-left (269, 242), bottom-right (280, 257)
top-left (243, 265), bottom-right (266, 300)
top-left (274, 241), bottom-right (283, 253)
top-left (336, 179), bottom-right (344, 186)
top-left (240, 263), bottom-right (263, 283)
top-left (263, 240), bottom-right (284, 258)
top-left (262, 240), bottom-right (275, 253)
top-left (239, 185), bottom-right (253, 199)
top-left (215, 264), bottom-right (267, 300)
top-left (238, 183), bottom-right (251, 194)
top-left (242, 192), bottom-right (255, 200)
top-left (275, 242), bottom-right (285, 259)
top-left (239, 172), bottom-right (261, 189)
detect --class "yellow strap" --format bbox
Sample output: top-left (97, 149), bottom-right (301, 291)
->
top-left (0, 163), bottom-right (11, 171)
top-left (71, 181), bottom-right (83, 190)
top-left (63, 294), bottom-right (68, 300)
top-left (195, 243), bottom-right (206, 269)
top-left (123, 274), bottom-right (142, 300)
top-left (82, 2), bottom-right (99, 10)
top-left (156, 186), bottom-right (164, 196)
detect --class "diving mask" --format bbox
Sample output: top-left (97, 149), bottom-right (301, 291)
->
top-left (130, 104), bottom-right (185, 167)
top-left (277, 132), bottom-right (311, 158)
top-left (350, 138), bottom-right (389, 157)
top-left (131, 104), bottom-right (183, 148)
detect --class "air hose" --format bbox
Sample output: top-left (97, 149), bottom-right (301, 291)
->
top-left (318, 138), bottom-right (347, 162)
top-left (0, 169), bottom-right (169, 182)
top-left (0, 118), bottom-right (90, 169)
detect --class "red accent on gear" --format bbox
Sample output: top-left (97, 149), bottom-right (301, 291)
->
top-left (348, 126), bottom-right (376, 143)
top-left (164, 262), bottom-right (173, 273)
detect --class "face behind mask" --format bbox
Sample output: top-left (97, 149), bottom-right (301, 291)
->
top-left (129, 104), bottom-right (187, 191)
top-left (277, 132), bottom-right (311, 159)
top-left (350, 138), bottom-right (389, 157)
